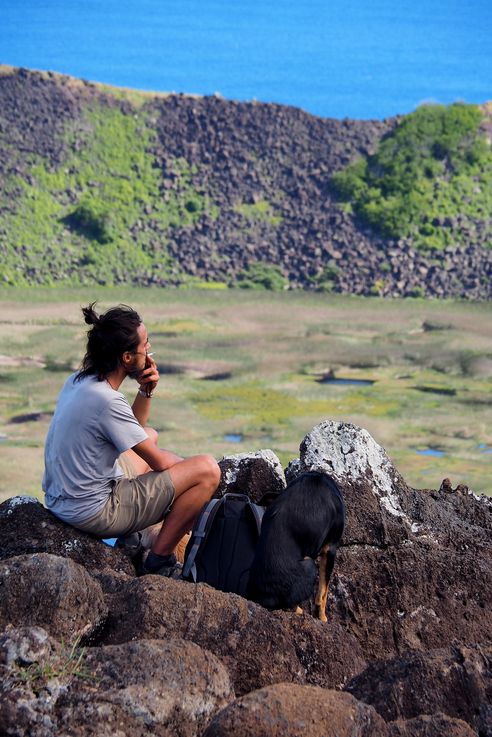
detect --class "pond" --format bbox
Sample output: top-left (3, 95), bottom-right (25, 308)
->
top-left (224, 433), bottom-right (243, 443)
top-left (317, 377), bottom-right (375, 386)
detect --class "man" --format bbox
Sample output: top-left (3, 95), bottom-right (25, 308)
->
top-left (43, 302), bottom-right (220, 576)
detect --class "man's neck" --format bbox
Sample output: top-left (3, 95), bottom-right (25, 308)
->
top-left (106, 367), bottom-right (126, 391)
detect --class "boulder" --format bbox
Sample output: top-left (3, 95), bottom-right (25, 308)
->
top-left (300, 421), bottom-right (414, 546)
top-left (217, 450), bottom-right (286, 503)
top-left (101, 576), bottom-right (304, 695)
top-left (298, 422), bottom-right (492, 660)
top-left (0, 628), bottom-right (233, 737)
top-left (327, 541), bottom-right (492, 661)
top-left (388, 714), bottom-right (477, 737)
top-left (0, 496), bottom-right (134, 576)
top-left (202, 683), bottom-right (389, 737)
top-left (0, 554), bottom-right (107, 644)
top-left (345, 644), bottom-right (492, 732)
top-left (102, 576), bottom-right (366, 694)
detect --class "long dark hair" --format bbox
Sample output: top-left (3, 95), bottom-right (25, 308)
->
top-left (75, 302), bottom-right (142, 381)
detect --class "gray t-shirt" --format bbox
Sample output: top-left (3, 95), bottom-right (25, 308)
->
top-left (43, 373), bottom-right (148, 524)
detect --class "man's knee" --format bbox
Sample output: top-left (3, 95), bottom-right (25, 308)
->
top-left (195, 454), bottom-right (221, 492)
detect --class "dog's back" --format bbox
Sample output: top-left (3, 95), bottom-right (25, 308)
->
top-left (248, 471), bottom-right (345, 610)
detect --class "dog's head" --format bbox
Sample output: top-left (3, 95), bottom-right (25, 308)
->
top-left (249, 557), bottom-right (317, 610)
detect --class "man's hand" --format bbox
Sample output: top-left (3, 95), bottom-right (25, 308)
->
top-left (138, 355), bottom-right (159, 397)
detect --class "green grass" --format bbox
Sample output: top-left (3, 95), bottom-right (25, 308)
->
top-left (11, 637), bottom-right (95, 691)
top-left (0, 289), bottom-right (490, 501)
top-left (234, 199), bottom-right (282, 226)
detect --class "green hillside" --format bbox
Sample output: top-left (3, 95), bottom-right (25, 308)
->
top-left (0, 67), bottom-right (491, 297)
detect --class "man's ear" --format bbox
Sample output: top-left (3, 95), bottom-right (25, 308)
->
top-left (121, 351), bottom-right (133, 366)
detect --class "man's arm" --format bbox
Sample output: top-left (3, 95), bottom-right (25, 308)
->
top-left (132, 391), bottom-right (152, 427)
top-left (132, 437), bottom-right (184, 471)
top-left (132, 356), bottom-right (160, 426)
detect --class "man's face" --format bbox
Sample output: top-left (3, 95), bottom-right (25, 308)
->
top-left (125, 322), bottom-right (151, 380)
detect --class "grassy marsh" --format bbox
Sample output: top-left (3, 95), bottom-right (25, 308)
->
top-left (0, 287), bottom-right (490, 502)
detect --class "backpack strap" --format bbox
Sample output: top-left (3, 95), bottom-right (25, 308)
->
top-left (182, 497), bottom-right (223, 581)
top-left (249, 503), bottom-right (266, 535)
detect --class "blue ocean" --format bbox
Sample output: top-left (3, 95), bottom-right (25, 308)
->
top-left (1, 0), bottom-right (491, 120)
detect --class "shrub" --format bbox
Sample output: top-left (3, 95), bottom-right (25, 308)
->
top-left (64, 199), bottom-right (115, 243)
top-left (331, 103), bottom-right (492, 249)
top-left (236, 262), bottom-right (287, 291)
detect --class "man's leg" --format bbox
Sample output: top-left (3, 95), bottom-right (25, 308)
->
top-left (122, 426), bottom-right (221, 558)
top-left (151, 454), bottom-right (220, 556)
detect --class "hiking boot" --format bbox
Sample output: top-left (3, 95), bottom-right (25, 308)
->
top-left (141, 552), bottom-right (183, 579)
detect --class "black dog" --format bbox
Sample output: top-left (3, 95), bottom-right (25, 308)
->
top-left (248, 471), bottom-right (345, 621)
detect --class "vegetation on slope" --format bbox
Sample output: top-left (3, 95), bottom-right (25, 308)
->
top-left (331, 103), bottom-right (492, 250)
top-left (0, 101), bottom-right (211, 286)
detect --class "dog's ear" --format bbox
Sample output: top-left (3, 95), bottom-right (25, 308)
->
top-left (285, 558), bottom-right (317, 608)
top-left (258, 593), bottom-right (283, 609)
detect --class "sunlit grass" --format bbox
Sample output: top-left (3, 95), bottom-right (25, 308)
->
top-left (0, 288), bottom-right (490, 502)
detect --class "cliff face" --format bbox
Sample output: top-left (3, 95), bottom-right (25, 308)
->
top-left (0, 67), bottom-right (491, 298)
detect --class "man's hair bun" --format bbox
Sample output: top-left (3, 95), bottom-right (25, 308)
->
top-left (81, 302), bottom-right (100, 326)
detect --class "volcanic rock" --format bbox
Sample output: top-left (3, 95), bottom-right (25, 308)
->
top-left (299, 421), bottom-right (492, 662)
top-left (345, 644), bottom-right (492, 733)
top-left (388, 714), bottom-right (477, 737)
top-left (217, 449), bottom-right (286, 503)
top-left (0, 628), bottom-right (232, 737)
top-left (0, 554), bottom-right (107, 644)
top-left (202, 683), bottom-right (389, 737)
top-left (0, 496), bottom-right (134, 576)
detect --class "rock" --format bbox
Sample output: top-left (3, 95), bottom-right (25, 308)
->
top-left (274, 611), bottom-right (367, 689)
top-left (101, 576), bottom-right (305, 695)
top-left (300, 421), bottom-right (413, 546)
top-left (101, 577), bottom-right (366, 695)
top-left (345, 644), bottom-right (492, 732)
top-left (298, 422), bottom-right (492, 660)
top-left (284, 458), bottom-right (301, 484)
top-left (0, 554), bottom-right (107, 644)
top-left (202, 683), bottom-right (389, 737)
top-left (217, 450), bottom-right (286, 503)
top-left (0, 626), bottom-right (52, 666)
top-left (57, 639), bottom-right (233, 737)
top-left (0, 496), bottom-right (134, 576)
top-left (388, 714), bottom-right (477, 737)
top-left (328, 541), bottom-right (492, 661)
top-left (0, 629), bottom-right (232, 737)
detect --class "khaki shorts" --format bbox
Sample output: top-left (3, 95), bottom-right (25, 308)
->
top-left (74, 454), bottom-right (176, 538)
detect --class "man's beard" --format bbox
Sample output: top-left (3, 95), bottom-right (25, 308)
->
top-left (125, 362), bottom-right (144, 381)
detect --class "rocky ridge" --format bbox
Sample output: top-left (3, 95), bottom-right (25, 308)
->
top-left (0, 67), bottom-right (491, 297)
top-left (0, 421), bottom-right (490, 736)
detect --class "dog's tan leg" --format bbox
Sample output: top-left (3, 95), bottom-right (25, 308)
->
top-left (140, 524), bottom-right (191, 564)
top-left (175, 531), bottom-right (191, 563)
top-left (295, 606), bottom-right (303, 615)
top-left (314, 543), bottom-right (329, 622)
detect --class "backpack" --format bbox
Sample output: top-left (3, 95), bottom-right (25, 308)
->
top-left (182, 492), bottom-right (266, 597)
